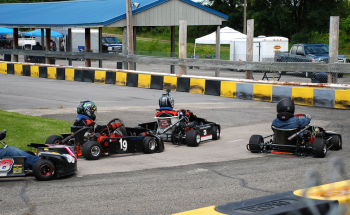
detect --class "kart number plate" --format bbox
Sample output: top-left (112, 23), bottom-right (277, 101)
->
top-left (0, 158), bottom-right (14, 173)
top-left (119, 138), bottom-right (128, 151)
top-left (159, 119), bottom-right (170, 129)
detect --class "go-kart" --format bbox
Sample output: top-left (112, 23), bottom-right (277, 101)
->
top-left (0, 130), bottom-right (77, 181)
top-left (247, 114), bottom-right (342, 158)
top-left (139, 112), bottom-right (221, 147)
top-left (45, 118), bottom-right (164, 160)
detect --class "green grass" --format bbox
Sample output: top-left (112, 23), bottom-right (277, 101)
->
top-left (102, 27), bottom-right (231, 59)
top-left (0, 110), bottom-right (71, 151)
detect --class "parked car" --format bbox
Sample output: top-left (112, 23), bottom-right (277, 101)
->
top-left (274, 44), bottom-right (345, 78)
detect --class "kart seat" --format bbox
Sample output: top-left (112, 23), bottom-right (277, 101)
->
top-left (71, 125), bottom-right (89, 143)
top-left (272, 126), bottom-right (299, 146)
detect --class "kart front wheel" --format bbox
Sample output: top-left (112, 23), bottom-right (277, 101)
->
top-left (314, 139), bottom-right (327, 158)
top-left (249, 135), bottom-right (263, 153)
top-left (82, 141), bottom-right (102, 160)
top-left (330, 135), bottom-right (342, 150)
top-left (45, 135), bottom-right (63, 145)
top-left (142, 137), bottom-right (157, 154)
top-left (212, 126), bottom-right (220, 140)
top-left (186, 130), bottom-right (201, 147)
top-left (33, 159), bottom-right (55, 181)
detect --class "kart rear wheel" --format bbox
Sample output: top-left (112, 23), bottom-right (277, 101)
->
top-left (142, 137), bottom-right (157, 154)
top-left (45, 135), bottom-right (63, 145)
top-left (313, 139), bottom-right (327, 158)
top-left (330, 135), bottom-right (342, 150)
top-left (212, 126), bottom-right (220, 140)
top-left (186, 130), bottom-right (201, 147)
top-left (249, 135), bottom-right (263, 153)
top-left (33, 159), bottom-right (55, 181)
top-left (82, 141), bottom-right (102, 160)
top-left (24, 150), bottom-right (36, 156)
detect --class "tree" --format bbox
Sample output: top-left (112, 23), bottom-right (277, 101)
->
top-left (207, 0), bottom-right (350, 41)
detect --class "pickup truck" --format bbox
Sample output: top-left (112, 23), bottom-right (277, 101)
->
top-left (274, 44), bottom-right (346, 77)
top-left (102, 36), bottom-right (122, 54)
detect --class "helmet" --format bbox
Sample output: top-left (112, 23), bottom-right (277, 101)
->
top-left (159, 90), bottom-right (174, 109)
top-left (277, 98), bottom-right (295, 114)
top-left (77, 101), bottom-right (97, 120)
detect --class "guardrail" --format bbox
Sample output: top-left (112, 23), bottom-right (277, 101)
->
top-left (1, 49), bottom-right (349, 73)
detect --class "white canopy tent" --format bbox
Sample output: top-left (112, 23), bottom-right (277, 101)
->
top-left (194, 26), bottom-right (246, 56)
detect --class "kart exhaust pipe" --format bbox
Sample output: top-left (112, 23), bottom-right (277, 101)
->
top-left (288, 125), bottom-right (310, 141)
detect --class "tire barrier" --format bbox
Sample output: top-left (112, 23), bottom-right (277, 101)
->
top-left (174, 180), bottom-right (350, 214)
top-left (1, 61), bottom-right (349, 110)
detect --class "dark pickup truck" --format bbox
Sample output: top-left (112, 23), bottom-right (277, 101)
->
top-left (274, 44), bottom-right (346, 78)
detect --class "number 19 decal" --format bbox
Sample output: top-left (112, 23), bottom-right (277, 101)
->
top-left (0, 158), bottom-right (14, 173)
top-left (119, 139), bottom-right (128, 151)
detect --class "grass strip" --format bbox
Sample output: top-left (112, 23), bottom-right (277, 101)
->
top-left (0, 110), bottom-right (71, 151)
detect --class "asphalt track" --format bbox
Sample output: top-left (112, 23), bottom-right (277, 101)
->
top-left (0, 74), bottom-right (349, 215)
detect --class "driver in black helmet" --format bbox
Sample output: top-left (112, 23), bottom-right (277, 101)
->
top-left (74, 100), bottom-right (123, 133)
top-left (155, 90), bottom-right (198, 127)
top-left (156, 89), bottom-right (178, 117)
top-left (272, 98), bottom-right (311, 129)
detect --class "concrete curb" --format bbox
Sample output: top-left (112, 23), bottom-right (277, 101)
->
top-left (1, 61), bottom-right (349, 110)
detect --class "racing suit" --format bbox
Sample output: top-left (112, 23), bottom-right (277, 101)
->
top-left (272, 112), bottom-right (310, 130)
top-left (73, 114), bottom-right (122, 133)
top-left (156, 107), bottom-right (178, 117)
top-left (0, 146), bottom-right (39, 169)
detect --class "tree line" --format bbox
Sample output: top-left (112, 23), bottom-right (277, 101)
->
top-left (206, 0), bottom-right (350, 47)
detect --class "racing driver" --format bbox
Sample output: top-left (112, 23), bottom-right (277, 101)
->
top-left (272, 98), bottom-right (311, 130)
top-left (156, 90), bottom-right (198, 128)
top-left (74, 100), bottom-right (124, 133)
top-left (0, 146), bottom-right (39, 170)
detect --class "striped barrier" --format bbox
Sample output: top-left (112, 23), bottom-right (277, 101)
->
top-left (174, 180), bottom-right (350, 215)
top-left (1, 61), bottom-right (349, 110)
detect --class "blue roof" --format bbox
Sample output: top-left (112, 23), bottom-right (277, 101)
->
top-left (24, 29), bottom-right (63, 37)
top-left (0, 0), bottom-right (228, 27)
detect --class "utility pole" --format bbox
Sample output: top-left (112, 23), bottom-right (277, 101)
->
top-left (126, 0), bottom-right (134, 70)
top-left (243, 0), bottom-right (247, 34)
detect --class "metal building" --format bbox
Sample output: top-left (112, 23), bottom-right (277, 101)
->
top-left (0, 0), bottom-right (228, 70)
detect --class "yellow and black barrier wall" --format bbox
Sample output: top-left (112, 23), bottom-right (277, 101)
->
top-left (1, 62), bottom-right (349, 110)
top-left (174, 180), bottom-right (350, 215)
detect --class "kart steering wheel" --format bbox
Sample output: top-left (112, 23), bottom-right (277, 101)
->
top-left (295, 114), bottom-right (306, 118)
top-left (107, 118), bottom-right (123, 125)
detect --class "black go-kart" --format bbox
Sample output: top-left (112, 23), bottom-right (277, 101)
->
top-left (247, 114), bottom-right (342, 158)
top-left (139, 113), bottom-right (221, 147)
top-left (0, 130), bottom-right (77, 181)
top-left (45, 118), bottom-right (164, 160)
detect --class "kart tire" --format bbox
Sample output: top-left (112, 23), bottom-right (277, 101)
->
top-left (249, 135), bottom-right (263, 153)
top-left (33, 159), bottom-right (55, 181)
top-left (119, 126), bottom-right (128, 136)
top-left (330, 135), bottom-right (342, 150)
top-left (313, 139), bottom-right (327, 158)
top-left (82, 141), bottom-right (102, 160)
top-left (142, 137), bottom-right (157, 154)
top-left (24, 150), bottom-right (36, 156)
top-left (186, 130), bottom-right (201, 147)
top-left (45, 135), bottom-right (63, 145)
top-left (212, 126), bottom-right (220, 140)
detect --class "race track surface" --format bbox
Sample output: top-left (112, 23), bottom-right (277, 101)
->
top-left (0, 74), bottom-right (349, 215)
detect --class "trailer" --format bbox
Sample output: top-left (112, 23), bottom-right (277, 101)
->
top-left (230, 36), bottom-right (289, 62)
top-left (53, 28), bottom-right (99, 53)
